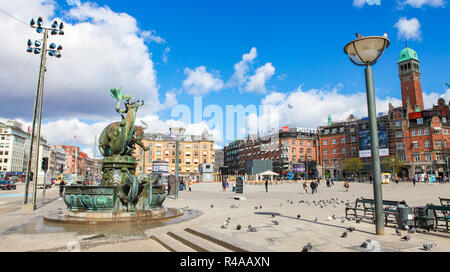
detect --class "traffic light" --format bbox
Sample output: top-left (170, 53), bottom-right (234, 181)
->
top-left (59, 164), bottom-right (64, 173)
top-left (41, 157), bottom-right (49, 172)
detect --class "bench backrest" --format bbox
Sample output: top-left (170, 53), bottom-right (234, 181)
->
top-left (439, 198), bottom-right (450, 207)
top-left (428, 204), bottom-right (450, 217)
top-left (360, 198), bottom-right (407, 208)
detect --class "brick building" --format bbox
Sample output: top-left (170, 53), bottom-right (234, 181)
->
top-left (317, 46), bottom-right (450, 181)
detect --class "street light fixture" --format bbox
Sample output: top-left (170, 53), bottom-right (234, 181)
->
top-left (170, 127), bottom-right (186, 199)
top-left (344, 33), bottom-right (390, 235)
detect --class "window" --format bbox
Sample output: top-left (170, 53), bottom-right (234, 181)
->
top-left (332, 148), bottom-right (338, 154)
top-left (413, 142), bottom-right (419, 149)
top-left (341, 138), bottom-right (346, 143)
top-left (332, 139), bottom-right (337, 144)
top-left (425, 128), bottom-right (429, 135)
top-left (425, 152), bottom-right (432, 161)
top-left (300, 141), bottom-right (304, 146)
top-left (414, 153), bottom-right (420, 162)
top-left (323, 140), bottom-right (328, 145)
top-left (443, 117), bottom-right (447, 123)
top-left (417, 118), bottom-right (423, 124)
top-left (425, 140), bottom-right (430, 147)
top-left (396, 142), bottom-right (405, 149)
top-left (292, 148), bottom-right (296, 153)
top-left (339, 127), bottom-right (345, 133)
top-left (300, 148), bottom-right (304, 153)
top-left (292, 156), bottom-right (297, 162)
top-left (324, 129), bottom-right (329, 135)
top-left (332, 159), bottom-right (339, 165)
top-left (433, 127), bottom-right (441, 134)
top-left (412, 130), bottom-right (417, 136)
top-left (156, 151), bottom-right (162, 156)
top-left (284, 141), bottom-right (288, 145)
top-left (350, 127), bottom-right (355, 133)
top-left (395, 120), bottom-right (402, 127)
top-left (418, 129), bottom-right (423, 136)
top-left (435, 140), bottom-right (442, 147)
top-left (332, 128), bottom-right (337, 134)
top-left (398, 154), bottom-right (406, 162)
top-left (324, 159), bottom-right (329, 166)
top-left (395, 131), bottom-right (403, 138)
top-left (324, 149), bottom-right (329, 155)
top-left (342, 148), bottom-right (347, 154)
top-left (351, 146), bottom-right (356, 152)
top-left (436, 152), bottom-right (442, 161)
top-left (351, 137), bottom-right (357, 142)
top-left (307, 141), bottom-right (311, 146)
top-left (307, 148), bottom-right (311, 154)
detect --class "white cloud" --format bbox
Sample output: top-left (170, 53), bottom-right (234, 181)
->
top-left (162, 47), bottom-right (170, 64)
top-left (245, 63), bottom-right (275, 94)
top-left (249, 85), bottom-right (403, 135)
top-left (182, 66), bottom-right (224, 96)
top-left (353, 0), bottom-right (382, 7)
top-left (0, 0), bottom-right (165, 121)
top-left (227, 47), bottom-right (257, 88)
top-left (398, 0), bottom-right (445, 8)
top-left (394, 17), bottom-right (422, 41)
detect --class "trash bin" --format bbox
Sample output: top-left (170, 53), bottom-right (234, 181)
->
top-left (396, 206), bottom-right (414, 229)
top-left (414, 206), bottom-right (434, 229)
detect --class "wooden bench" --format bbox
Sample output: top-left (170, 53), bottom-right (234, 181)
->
top-left (427, 204), bottom-right (450, 232)
top-left (357, 198), bottom-right (408, 226)
top-left (345, 198), bottom-right (366, 219)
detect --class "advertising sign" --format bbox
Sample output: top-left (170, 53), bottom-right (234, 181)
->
top-left (293, 164), bottom-right (306, 173)
top-left (152, 161), bottom-right (169, 173)
top-left (359, 123), bottom-right (389, 158)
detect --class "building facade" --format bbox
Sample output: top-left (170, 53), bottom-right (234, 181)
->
top-left (133, 132), bottom-right (215, 177)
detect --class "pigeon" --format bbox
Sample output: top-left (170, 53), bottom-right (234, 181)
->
top-left (327, 215), bottom-right (333, 221)
top-left (408, 228), bottom-right (416, 234)
top-left (211, 204), bottom-right (214, 208)
top-left (314, 217), bottom-right (319, 222)
top-left (395, 228), bottom-right (402, 236)
top-left (271, 214), bottom-right (276, 218)
top-left (341, 218), bottom-right (346, 223)
top-left (383, 32), bottom-right (388, 38)
top-left (361, 239), bottom-right (371, 248)
top-left (401, 235), bottom-right (411, 241)
top-left (301, 242), bottom-right (312, 252)
top-left (347, 227), bottom-right (355, 232)
top-left (271, 220), bottom-right (279, 225)
top-left (355, 219), bottom-right (361, 224)
top-left (254, 206), bottom-right (258, 210)
top-left (259, 205), bottom-right (262, 209)
top-left (332, 215), bottom-right (337, 220)
top-left (236, 224), bottom-right (242, 230)
top-left (248, 225), bottom-right (257, 232)
top-left (297, 214), bottom-right (301, 219)
top-left (423, 242), bottom-right (436, 251)
top-left (404, 225), bottom-right (410, 231)
top-left (341, 231), bottom-right (348, 238)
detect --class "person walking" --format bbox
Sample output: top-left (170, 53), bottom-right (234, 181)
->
top-left (222, 177), bottom-right (227, 192)
top-left (59, 178), bottom-right (66, 199)
top-left (303, 181), bottom-right (308, 194)
top-left (265, 176), bottom-right (269, 193)
top-left (232, 178), bottom-right (236, 192)
top-left (344, 180), bottom-right (350, 192)
top-left (187, 178), bottom-right (192, 192)
top-left (310, 181), bottom-right (315, 194)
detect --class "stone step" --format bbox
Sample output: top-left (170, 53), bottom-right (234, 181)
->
top-left (167, 230), bottom-right (233, 252)
top-left (149, 233), bottom-right (196, 252)
top-left (185, 227), bottom-right (271, 252)
top-left (85, 238), bottom-right (170, 252)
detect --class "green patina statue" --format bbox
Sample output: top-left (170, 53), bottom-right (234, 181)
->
top-left (99, 87), bottom-right (149, 157)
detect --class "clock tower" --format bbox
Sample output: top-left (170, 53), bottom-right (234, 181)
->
top-left (398, 46), bottom-right (424, 112)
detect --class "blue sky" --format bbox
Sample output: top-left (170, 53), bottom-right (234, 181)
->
top-left (0, 0), bottom-right (449, 156)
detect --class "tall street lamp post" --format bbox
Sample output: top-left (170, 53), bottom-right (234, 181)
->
top-left (344, 33), bottom-right (390, 235)
top-left (170, 127), bottom-right (186, 199)
top-left (23, 16), bottom-right (64, 210)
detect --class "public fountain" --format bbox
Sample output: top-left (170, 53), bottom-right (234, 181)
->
top-left (44, 88), bottom-right (183, 224)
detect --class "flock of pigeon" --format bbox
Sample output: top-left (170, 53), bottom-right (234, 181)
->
top-left (189, 198), bottom-right (439, 252)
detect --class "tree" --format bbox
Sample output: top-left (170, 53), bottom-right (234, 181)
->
top-left (343, 158), bottom-right (363, 176)
top-left (381, 155), bottom-right (404, 177)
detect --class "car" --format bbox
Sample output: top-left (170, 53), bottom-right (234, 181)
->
top-left (0, 180), bottom-right (16, 190)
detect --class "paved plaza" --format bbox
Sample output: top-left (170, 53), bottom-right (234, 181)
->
top-left (0, 181), bottom-right (449, 252)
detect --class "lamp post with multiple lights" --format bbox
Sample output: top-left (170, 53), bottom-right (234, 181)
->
top-left (23, 16), bottom-right (64, 210)
top-left (170, 127), bottom-right (186, 199)
top-left (344, 33), bottom-right (390, 235)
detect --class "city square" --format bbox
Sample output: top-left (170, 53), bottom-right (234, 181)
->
top-left (0, 181), bottom-right (449, 252)
top-left (0, 0), bottom-right (449, 262)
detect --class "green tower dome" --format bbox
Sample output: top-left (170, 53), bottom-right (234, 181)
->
top-left (397, 47), bottom-right (419, 63)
